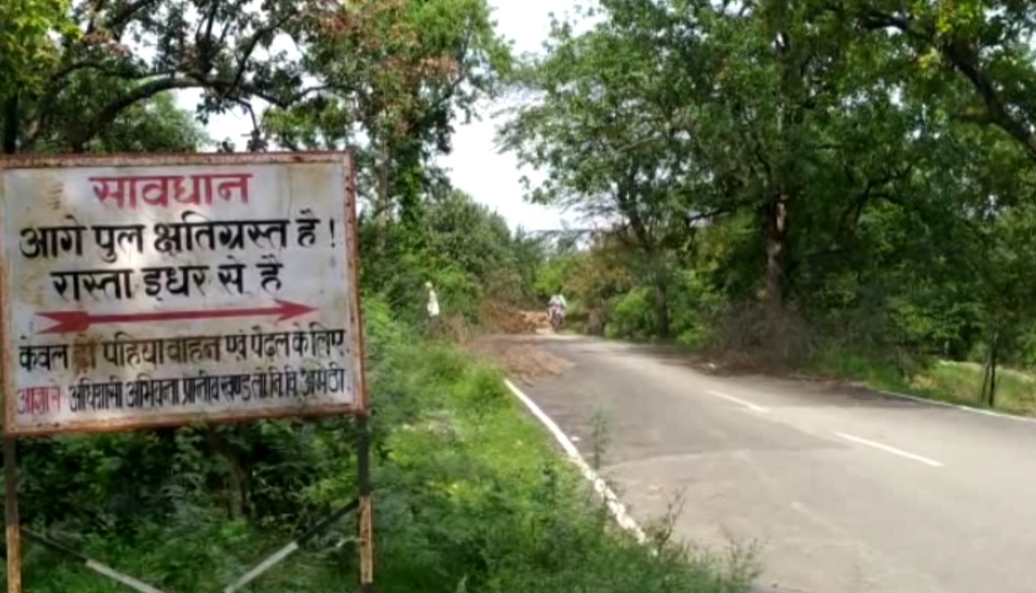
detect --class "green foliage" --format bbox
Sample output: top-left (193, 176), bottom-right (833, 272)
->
top-left (87, 93), bottom-right (211, 154)
top-left (0, 0), bottom-right (74, 92)
top-left (360, 189), bottom-right (547, 324)
top-left (534, 254), bottom-right (574, 300)
top-left (1, 0), bottom-right (326, 153)
top-left (668, 269), bottom-right (726, 350)
top-left (808, 351), bottom-right (1036, 416)
top-left (606, 288), bottom-right (655, 342)
top-left (259, 0), bottom-right (512, 237)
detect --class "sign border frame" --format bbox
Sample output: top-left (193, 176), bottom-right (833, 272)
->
top-left (0, 150), bottom-right (368, 437)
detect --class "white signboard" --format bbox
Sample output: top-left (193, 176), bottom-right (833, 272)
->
top-left (0, 153), bottom-right (365, 436)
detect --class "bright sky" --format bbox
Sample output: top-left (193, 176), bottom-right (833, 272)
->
top-left (175, 0), bottom-right (580, 233)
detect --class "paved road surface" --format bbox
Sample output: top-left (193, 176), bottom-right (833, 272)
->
top-left (511, 334), bottom-right (1036, 593)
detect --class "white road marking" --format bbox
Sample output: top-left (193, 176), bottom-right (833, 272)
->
top-left (504, 379), bottom-right (647, 544)
top-left (836, 432), bottom-right (944, 467)
top-left (706, 389), bottom-right (770, 413)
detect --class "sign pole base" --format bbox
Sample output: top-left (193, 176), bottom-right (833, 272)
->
top-left (4, 438), bottom-right (21, 593)
top-left (357, 413), bottom-right (373, 592)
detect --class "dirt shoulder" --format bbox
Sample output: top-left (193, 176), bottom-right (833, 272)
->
top-left (469, 334), bottom-right (574, 385)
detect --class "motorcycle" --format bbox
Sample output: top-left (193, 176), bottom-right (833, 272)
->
top-left (548, 304), bottom-right (565, 331)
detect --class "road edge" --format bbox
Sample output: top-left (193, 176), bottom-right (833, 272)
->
top-left (870, 387), bottom-right (1036, 424)
top-left (502, 378), bottom-right (648, 544)
top-left (562, 332), bottom-right (1036, 425)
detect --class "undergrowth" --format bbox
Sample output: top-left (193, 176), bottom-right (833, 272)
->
top-left (808, 347), bottom-right (1036, 416)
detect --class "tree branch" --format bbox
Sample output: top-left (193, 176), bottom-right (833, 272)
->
top-left (941, 37), bottom-right (1036, 162)
top-left (68, 75), bottom-right (202, 151)
top-left (104, 0), bottom-right (160, 31)
top-left (850, 5), bottom-right (1036, 164)
top-left (226, 13), bottom-right (296, 98)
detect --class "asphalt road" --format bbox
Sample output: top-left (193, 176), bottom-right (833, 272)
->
top-left (512, 334), bottom-right (1036, 593)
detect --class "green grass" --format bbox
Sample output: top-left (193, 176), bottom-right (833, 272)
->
top-left (808, 348), bottom-right (1036, 416)
top-left (917, 361), bottom-right (1036, 415)
top-left (10, 308), bottom-right (756, 592)
top-left (366, 335), bottom-right (759, 593)
top-left (12, 506), bottom-right (349, 592)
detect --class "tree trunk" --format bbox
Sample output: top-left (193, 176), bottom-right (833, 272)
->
top-left (3, 93), bottom-right (18, 154)
top-left (981, 329), bottom-right (1000, 407)
top-left (207, 429), bottom-right (249, 520)
top-left (654, 277), bottom-right (670, 339)
top-left (376, 136), bottom-right (391, 241)
top-left (764, 190), bottom-right (789, 311)
top-left (587, 306), bottom-right (606, 336)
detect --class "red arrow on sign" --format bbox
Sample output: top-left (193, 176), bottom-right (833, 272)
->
top-left (36, 299), bottom-right (317, 335)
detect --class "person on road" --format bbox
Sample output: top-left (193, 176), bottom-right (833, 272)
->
top-left (548, 292), bottom-right (567, 328)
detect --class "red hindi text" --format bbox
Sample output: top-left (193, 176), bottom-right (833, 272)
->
top-left (17, 386), bottom-right (62, 416)
top-left (89, 173), bottom-right (253, 210)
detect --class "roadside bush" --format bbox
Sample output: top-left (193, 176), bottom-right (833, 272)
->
top-left (669, 270), bottom-right (725, 350)
top-left (606, 287), bottom-right (655, 341)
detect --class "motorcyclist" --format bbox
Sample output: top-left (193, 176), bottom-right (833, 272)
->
top-left (548, 292), bottom-right (568, 327)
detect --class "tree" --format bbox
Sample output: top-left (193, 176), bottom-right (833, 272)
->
top-left (88, 91), bottom-right (210, 153)
top-left (513, 0), bottom-right (1036, 381)
top-left (0, 0), bottom-right (75, 152)
top-left (263, 0), bottom-right (511, 235)
top-left (503, 0), bottom-right (916, 340)
top-left (501, 3), bottom-right (706, 337)
top-left (1, 0), bottom-right (332, 154)
top-left (836, 0), bottom-right (1036, 163)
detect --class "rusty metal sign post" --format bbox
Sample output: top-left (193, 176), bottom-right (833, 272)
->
top-left (0, 152), bottom-right (373, 593)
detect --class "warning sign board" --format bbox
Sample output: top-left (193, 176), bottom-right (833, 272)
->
top-left (0, 153), bottom-right (365, 436)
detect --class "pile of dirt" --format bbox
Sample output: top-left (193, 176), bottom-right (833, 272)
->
top-left (478, 301), bottom-right (550, 334)
top-left (470, 336), bottom-right (573, 385)
top-left (465, 300), bottom-right (569, 384)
